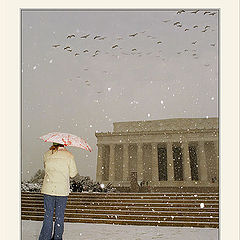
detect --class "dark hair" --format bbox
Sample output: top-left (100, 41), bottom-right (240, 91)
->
top-left (49, 143), bottom-right (65, 154)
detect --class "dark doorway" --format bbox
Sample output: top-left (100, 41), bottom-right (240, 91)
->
top-left (172, 146), bottom-right (183, 181)
top-left (189, 146), bottom-right (199, 181)
top-left (158, 147), bottom-right (167, 181)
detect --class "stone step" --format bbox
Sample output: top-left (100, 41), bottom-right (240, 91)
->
top-left (21, 196), bottom-right (219, 203)
top-left (21, 192), bottom-right (219, 228)
top-left (21, 207), bottom-right (219, 217)
top-left (21, 203), bottom-right (218, 212)
top-left (21, 201), bottom-right (218, 208)
top-left (22, 210), bottom-right (219, 223)
top-left (22, 192), bottom-right (219, 197)
top-left (21, 215), bottom-right (218, 228)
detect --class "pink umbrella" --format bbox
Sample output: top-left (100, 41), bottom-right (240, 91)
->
top-left (40, 132), bottom-right (92, 152)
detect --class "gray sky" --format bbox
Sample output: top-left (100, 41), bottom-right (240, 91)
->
top-left (22, 10), bottom-right (218, 181)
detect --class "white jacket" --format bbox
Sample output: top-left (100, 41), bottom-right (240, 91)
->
top-left (41, 147), bottom-right (78, 196)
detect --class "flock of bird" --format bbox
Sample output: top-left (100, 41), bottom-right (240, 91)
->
top-left (51, 9), bottom-right (217, 62)
top-left (50, 10), bottom-right (218, 90)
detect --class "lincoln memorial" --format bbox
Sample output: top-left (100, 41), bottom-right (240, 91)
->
top-left (95, 118), bottom-right (219, 192)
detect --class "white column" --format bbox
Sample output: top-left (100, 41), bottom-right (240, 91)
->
top-left (167, 142), bottom-right (175, 181)
top-left (182, 142), bottom-right (192, 181)
top-left (213, 140), bottom-right (219, 181)
top-left (151, 143), bottom-right (159, 182)
top-left (137, 143), bottom-right (143, 181)
top-left (198, 141), bottom-right (208, 182)
top-left (96, 144), bottom-right (104, 182)
top-left (122, 143), bottom-right (129, 181)
top-left (109, 144), bottom-right (115, 182)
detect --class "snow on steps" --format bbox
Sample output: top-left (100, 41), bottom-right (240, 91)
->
top-left (21, 192), bottom-right (219, 228)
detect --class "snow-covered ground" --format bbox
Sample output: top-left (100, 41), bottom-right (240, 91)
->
top-left (22, 220), bottom-right (218, 240)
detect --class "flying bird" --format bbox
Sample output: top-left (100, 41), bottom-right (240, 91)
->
top-left (204, 11), bottom-right (211, 15)
top-left (64, 46), bottom-right (71, 50)
top-left (52, 44), bottom-right (60, 48)
top-left (202, 29), bottom-right (208, 32)
top-left (80, 34), bottom-right (90, 39)
top-left (210, 43), bottom-right (216, 46)
top-left (75, 53), bottom-right (80, 56)
top-left (192, 41), bottom-right (197, 44)
top-left (67, 49), bottom-right (72, 52)
top-left (184, 28), bottom-right (189, 31)
top-left (97, 91), bottom-right (102, 94)
top-left (94, 35), bottom-right (101, 39)
top-left (184, 49), bottom-right (188, 52)
top-left (98, 37), bottom-right (106, 40)
top-left (204, 64), bottom-right (210, 67)
top-left (112, 44), bottom-right (118, 49)
top-left (209, 12), bottom-right (217, 16)
top-left (191, 10), bottom-right (199, 14)
top-left (177, 52), bottom-right (182, 54)
top-left (67, 34), bottom-right (75, 39)
top-left (177, 10), bottom-right (185, 14)
top-left (193, 25), bottom-right (198, 28)
top-left (95, 50), bottom-right (100, 54)
top-left (177, 25), bottom-right (182, 27)
top-left (163, 20), bottom-right (171, 23)
top-left (192, 53), bottom-right (197, 56)
top-left (174, 21), bottom-right (181, 25)
top-left (157, 41), bottom-right (162, 44)
top-left (83, 49), bottom-right (89, 53)
top-left (205, 25), bottom-right (211, 29)
top-left (129, 33), bottom-right (138, 37)
top-left (131, 48), bottom-right (137, 51)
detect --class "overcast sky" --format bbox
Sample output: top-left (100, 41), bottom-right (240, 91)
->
top-left (22, 10), bottom-right (218, 181)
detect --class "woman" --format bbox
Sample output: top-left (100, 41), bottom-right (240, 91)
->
top-left (39, 142), bottom-right (78, 240)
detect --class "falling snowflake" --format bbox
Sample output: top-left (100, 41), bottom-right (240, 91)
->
top-left (211, 97), bottom-right (215, 100)
top-left (75, 123), bottom-right (78, 126)
top-left (27, 124), bottom-right (30, 128)
top-left (147, 113), bottom-right (151, 117)
top-left (49, 59), bottom-right (53, 63)
top-left (206, 116), bottom-right (209, 119)
top-left (33, 66), bottom-right (37, 70)
top-left (107, 87), bottom-right (111, 91)
top-left (161, 100), bottom-right (164, 104)
top-left (200, 203), bottom-right (205, 208)
top-left (89, 125), bottom-right (93, 128)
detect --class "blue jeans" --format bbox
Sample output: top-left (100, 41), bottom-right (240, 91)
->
top-left (39, 194), bottom-right (68, 240)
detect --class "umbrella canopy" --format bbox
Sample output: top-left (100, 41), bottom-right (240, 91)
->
top-left (40, 132), bottom-right (92, 152)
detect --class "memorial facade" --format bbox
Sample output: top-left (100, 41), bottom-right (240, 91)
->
top-left (95, 118), bottom-right (219, 191)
